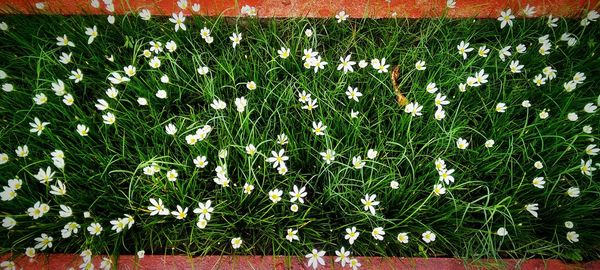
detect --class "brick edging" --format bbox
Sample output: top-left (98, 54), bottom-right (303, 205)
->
top-left (2, 254), bottom-right (600, 269)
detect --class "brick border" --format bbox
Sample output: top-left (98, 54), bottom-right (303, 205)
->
top-left (1, 254), bottom-right (600, 269)
top-left (0, 0), bottom-right (599, 18)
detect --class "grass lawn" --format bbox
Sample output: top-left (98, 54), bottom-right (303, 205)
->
top-left (0, 8), bottom-right (599, 268)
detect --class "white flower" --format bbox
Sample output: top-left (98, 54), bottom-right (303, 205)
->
top-left (197, 66), bottom-right (209, 75)
top-left (337, 54), bottom-right (356, 73)
top-left (522, 4), bottom-right (536, 17)
top-left (457, 41), bottom-right (473, 60)
top-left (352, 156), bottom-right (365, 169)
top-left (539, 109), bottom-right (549, 119)
top-left (426, 82), bottom-right (438, 94)
top-left (166, 169), bottom-right (178, 182)
top-left (193, 156), bottom-right (208, 168)
top-left (304, 29), bottom-right (313, 37)
top-left (525, 203), bottom-right (539, 217)
top-left (155, 89), bottom-right (167, 99)
top-left (105, 87), bottom-right (118, 99)
top-left (87, 222), bottom-right (103, 236)
top-left (516, 44), bottom-right (527, 53)
top-left (421, 231), bottom-right (436, 243)
top-left (567, 112), bottom-right (578, 121)
top-left (148, 198), bottom-right (169, 216)
top-left (567, 187), bottom-right (580, 198)
top-left (547, 15), bottom-right (558, 27)
top-left (497, 227), bottom-right (508, 236)
top-left (0, 22), bottom-right (7, 31)
top-left (415, 60), bottom-right (426, 70)
top-left (509, 60), bottom-right (523, 73)
top-left (2, 83), bottom-right (13, 92)
top-left (169, 12), bottom-right (186, 32)
top-left (495, 103), bottom-right (507, 113)
top-left (277, 134), bottom-right (288, 145)
top-left (2, 217), bottom-right (16, 229)
top-left (29, 117), bottom-right (49, 136)
top-left (532, 74), bottom-right (546, 86)
top-left (245, 144), bottom-right (257, 156)
top-left (139, 9), bottom-right (151, 20)
top-left (50, 180), bottom-right (67, 195)
top-left (345, 86), bottom-right (362, 102)
top-left (344, 226), bottom-right (360, 245)
top-left (584, 103), bottom-right (597, 113)
top-left (320, 149), bottom-right (336, 164)
top-left (149, 57), bottom-right (161, 68)
top-left (566, 231), bottom-right (579, 243)
top-left (498, 46), bottom-right (511, 62)
top-left (240, 4), bottom-right (256, 16)
top-left (69, 69), bottom-right (83, 83)
top-left (34, 166), bottom-right (55, 184)
top-left (358, 60), bottom-right (368, 68)
top-left (234, 97), bottom-right (248, 112)
top-left (33, 93), bottom-right (47, 105)
top-left (59, 205), bottom-right (72, 217)
top-left (366, 149), bottom-right (378, 159)
top-left (312, 121), bottom-right (327, 136)
top-left (446, 0), bottom-right (456, 8)
top-left (477, 46), bottom-right (489, 57)
top-left (243, 183), bottom-right (254, 194)
top-left (289, 185), bottom-right (307, 203)
top-left (434, 158), bottom-right (446, 172)
top-left (171, 205), bottom-right (188, 220)
top-left (456, 138), bottom-right (469, 149)
top-left (63, 94), bottom-right (74, 105)
top-left (77, 124), bottom-right (89, 136)
top-left (497, 9), bottom-right (515, 28)
top-left (572, 72), bottom-right (586, 84)
top-left (268, 189), bottom-right (283, 203)
top-left (433, 184), bottom-right (446, 195)
top-left (438, 168), bottom-right (455, 185)
top-left (390, 180), bottom-right (399, 189)
top-left (350, 110), bottom-right (359, 118)
top-left (371, 58), bottom-right (389, 73)
top-left (371, 227), bottom-right (385, 241)
top-left (34, 233), bottom-right (53, 250)
top-left (305, 249), bottom-right (326, 269)
top-left (484, 140), bottom-right (495, 148)
top-left (266, 149), bottom-right (288, 168)
top-left (335, 10), bottom-right (349, 22)
top-left (84, 25), bottom-right (98, 44)
top-left (102, 112), bottom-right (116, 125)
top-left (585, 144), bottom-right (599, 156)
top-left (542, 66), bottom-right (557, 80)
top-left (539, 41), bottom-right (552, 55)
top-left (283, 228), bottom-right (299, 243)
top-left (230, 32), bottom-right (242, 48)
top-left (361, 194), bottom-right (379, 215)
top-left (434, 107), bottom-right (446, 121)
top-left (15, 145), bottom-right (28, 158)
top-left (193, 200), bottom-right (214, 220)
top-left (532, 177), bottom-right (545, 189)
top-left (404, 102), bottom-right (423, 117)
top-left (56, 34), bottom-right (75, 47)
top-left (210, 99), bottom-right (226, 110)
top-left (583, 125), bottom-right (593, 134)
top-left (534, 161), bottom-right (543, 169)
top-left (165, 123), bottom-right (177, 135)
top-left (277, 47), bottom-right (290, 59)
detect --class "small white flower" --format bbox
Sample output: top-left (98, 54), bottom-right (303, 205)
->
top-left (567, 187), bottom-right (580, 198)
top-left (421, 231), bottom-right (436, 243)
top-left (156, 90), bottom-right (167, 99)
top-left (525, 203), bottom-right (539, 217)
top-left (496, 227), bottom-right (508, 236)
top-left (456, 138), bottom-right (469, 149)
top-left (566, 231), bottom-right (579, 243)
top-left (484, 140), bottom-right (495, 148)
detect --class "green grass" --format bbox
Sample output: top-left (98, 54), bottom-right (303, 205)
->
top-left (0, 12), bottom-right (599, 265)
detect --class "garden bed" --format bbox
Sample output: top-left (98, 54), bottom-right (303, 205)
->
top-left (0, 4), bottom-right (599, 270)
